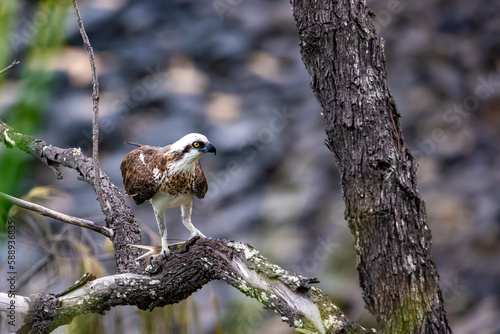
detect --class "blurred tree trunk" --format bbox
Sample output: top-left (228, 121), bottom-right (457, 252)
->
top-left (291, 1), bottom-right (452, 333)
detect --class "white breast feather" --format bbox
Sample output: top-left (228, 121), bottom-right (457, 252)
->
top-left (152, 167), bottom-right (161, 179)
top-left (151, 189), bottom-right (193, 212)
top-left (168, 151), bottom-right (200, 175)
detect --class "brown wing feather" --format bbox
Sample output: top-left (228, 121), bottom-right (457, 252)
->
top-left (192, 161), bottom-right (208, 199)
top-left (120, 145), bottom-right (170, 205)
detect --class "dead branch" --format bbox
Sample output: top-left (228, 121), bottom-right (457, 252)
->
top-left (72, 0), bottom-right (101, 200)
top-left (0, 60), bottom-right (20, 75)
top-left (0, 192), bottom-right (112, 237)
top-left (0, 294), bottom-right (30, 323)
top-left (1, 238), bottom-right (370, 334)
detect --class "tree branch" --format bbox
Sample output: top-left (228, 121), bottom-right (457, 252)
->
top-left (0, 60), bottom-right (20, 75)
top-left (1, 238), bottom-right (371, 334)
top-left (0, 192), bottom-right (112, 237)
top-left (0, 119), bottom-right (142, 273)
top-left (72, 0), bottom-right (101, 200)
top-left (0, 294), bottom-right (30, 322)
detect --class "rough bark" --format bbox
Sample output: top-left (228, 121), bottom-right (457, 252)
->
top-left (291, 1), bottom-right (451, 333)
top-left (3, 238), bottom-right (370, 334)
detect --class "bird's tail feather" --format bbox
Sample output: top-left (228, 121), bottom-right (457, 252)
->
top-left (123, 141), bottom-right (144, 147)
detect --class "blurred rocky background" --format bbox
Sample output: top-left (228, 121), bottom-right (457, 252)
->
top-left (0, 0), bottom-right (499, 333)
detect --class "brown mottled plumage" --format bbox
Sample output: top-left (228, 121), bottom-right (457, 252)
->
top-left (120, 133), bottom-right (216, 262)
top-left (120, 145), bottom-right (207, 204)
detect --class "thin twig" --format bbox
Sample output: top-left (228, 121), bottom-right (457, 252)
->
top-left (0, 192), bottom-right (112, 238)
top-left (0, 59), bottom-right (20, 75)
top-left (72, 0), bottom-right (101, 197)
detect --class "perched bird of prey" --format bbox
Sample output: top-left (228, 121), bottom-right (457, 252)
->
top-left (120, 133), bottom-right (216, 261)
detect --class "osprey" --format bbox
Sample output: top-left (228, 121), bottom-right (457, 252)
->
top-left (120, 133), bottom-right (216, 261)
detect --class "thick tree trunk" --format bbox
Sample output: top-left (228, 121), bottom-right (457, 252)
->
top-left (291, 1), bottom-right (452, 333)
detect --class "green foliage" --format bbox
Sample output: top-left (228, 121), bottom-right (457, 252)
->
top-left (66, 313), bottom-right (104, 334)
top-left (139, 300), bottom-right (193, 334)
top-left (0, 0), bottom-right (70, 227)
top-left (0, 1), bottom-right (17, 73)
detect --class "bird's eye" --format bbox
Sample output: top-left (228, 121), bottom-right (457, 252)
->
top-left (193, 141), bottom-right (201, 148)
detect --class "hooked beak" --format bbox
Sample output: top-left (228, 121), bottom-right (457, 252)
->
top-left (202, 143), bottom-right (216, 155)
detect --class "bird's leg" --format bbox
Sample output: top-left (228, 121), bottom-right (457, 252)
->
top-left (154, 208), bottom-right (170, 260)
top-left (181, 201), bottom-right (205, 239)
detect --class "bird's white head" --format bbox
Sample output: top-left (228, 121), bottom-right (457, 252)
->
top-left (168, 133), bottom-right (216, 173)
top-left (170, 133), bottom-right (209, 152)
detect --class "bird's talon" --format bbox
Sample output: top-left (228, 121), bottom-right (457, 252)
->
top-left (189, 230), bottom-right (206, 239)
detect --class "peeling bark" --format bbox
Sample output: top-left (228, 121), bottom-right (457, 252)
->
top-left (291, 0), bottom-right (451, 333)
